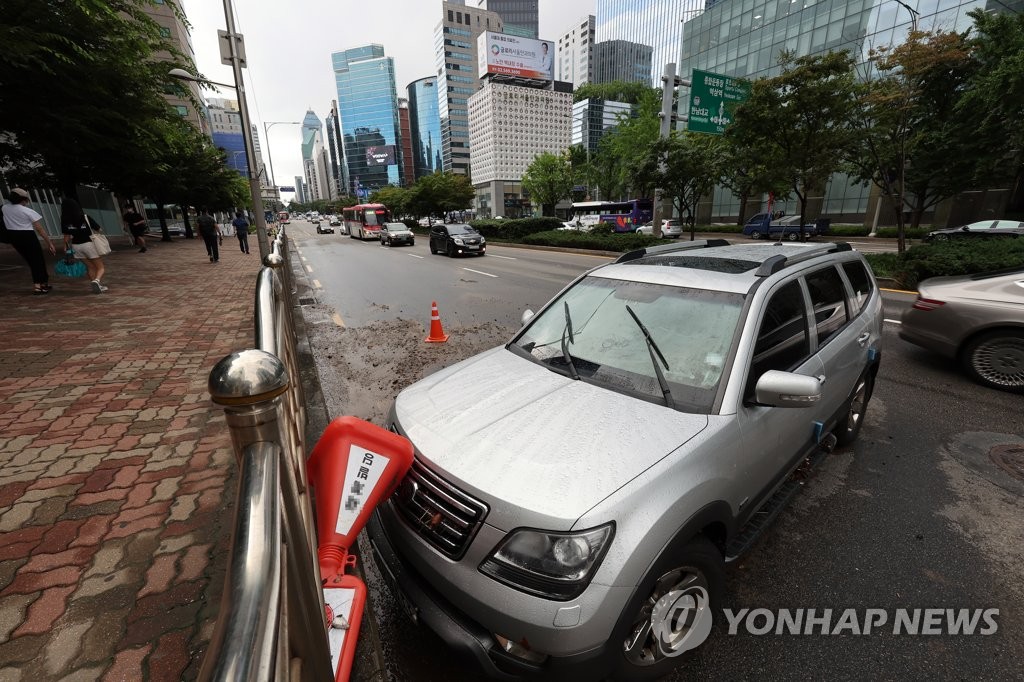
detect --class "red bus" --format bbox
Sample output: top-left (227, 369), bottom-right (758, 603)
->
top-left (343, 203), bottom-right (390, 240)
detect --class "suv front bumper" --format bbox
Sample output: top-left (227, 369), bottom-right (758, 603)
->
top-left (366, 510), bottom-right (610, 680)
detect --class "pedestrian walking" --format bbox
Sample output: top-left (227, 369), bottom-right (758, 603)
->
top-left (197, 208), bottom-right (219, 262)
top-left (2, 188), bottom-right (56, 294)
top-left (61, 197), bottom-right (108, 293)
top-left (231, 211), bottom-right (250, 254)
top-left (122, 203), bottom-right (148, 252)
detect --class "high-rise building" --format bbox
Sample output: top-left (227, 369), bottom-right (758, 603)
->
top-left (332, 45), bottom-right (402, 193)
top-left (325, 102), bottom-right (345, 199)
top-left (677, 0), bottom-right (1022, 223)
top-left (294, 176), bottom-right (306, 204)
top-left (407, 77), bottom-right (443, 179)
top-left (593, 40), bottom-right (654, 85)
top-left (556, 15), bottom-right (596, 88)
top-left (474, 0), bottom-right (539, 38)
top-left (397, 99), bottom-right (416, 187)
top-left (435, 2), bottom-right (504, 177)
top-left (468, 83), bottom-right (572, 218)
top-left (143, 2), bottom-right (206, 133)
top-left (571, 98), bottom-right (633, 154)
top-left (207, 98), bottom-right (248, 177)
top-left (596, 0), bottom-right (704, 85)
top-left (250, 123), bottom-right (278, 207)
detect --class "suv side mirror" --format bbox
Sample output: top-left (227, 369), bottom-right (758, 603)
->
top-left (754, 371), bottom-right (822, 408)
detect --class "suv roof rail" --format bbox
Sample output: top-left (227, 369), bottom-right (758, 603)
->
top-left (615, 239), bottom-right (731, 264)
top-left (754, 242), bottom-right (853, 277)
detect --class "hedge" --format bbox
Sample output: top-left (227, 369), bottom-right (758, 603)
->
top-left (865, 238), bottom-right (1024, 288)
top-left (470, 217), bottom-right (564, 240)
top-left (521, 230), bottom-right (671, 251)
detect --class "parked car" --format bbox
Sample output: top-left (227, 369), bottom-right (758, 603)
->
top-left (147, 222), bottom-right (186, 238)
top-left (924, 220), bottom-right (1024, 242)
top-left (900, 266), bottom-right (1024, 392)
top-left (743, 214), bottom-right (827, 240)
top-left (380, 222), bottom-right (415, 247)
top-left (429, 223), bottom-right (485, 256)
top-left (369, 240), bottom-right (882, 680)
top-left (636, 219), bottom-right (684, 238)
top-left (418, 217), bottom-right (434, 227)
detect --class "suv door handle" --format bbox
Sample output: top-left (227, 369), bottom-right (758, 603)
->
top-left (857, 332), bottom-right (871, 346)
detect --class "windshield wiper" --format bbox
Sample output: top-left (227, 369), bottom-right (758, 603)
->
top-left (560, 302), bottom-right (580, 380)
top-left (625, 305), bottom-right (674, 409)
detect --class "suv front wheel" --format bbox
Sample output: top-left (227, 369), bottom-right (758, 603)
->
top-left (610, 535), bottom-right (723, 681)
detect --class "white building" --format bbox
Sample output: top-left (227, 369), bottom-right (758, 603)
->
top-left (468, 82), bottom-right (572, 218)
top-left (556, 15), bottom-right (595, 88)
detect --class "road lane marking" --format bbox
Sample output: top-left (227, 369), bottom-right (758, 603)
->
top-left (306, 265), bottom-right (313, 272)
top-left (332, 313), bottom-right (346, 328)
top-left (407, 253), bottom-right (424, 259)
top-left (463, 267), bottom-right (498, 278)
top-left (488, 254), bottom-right (517, 260)
top-left (313, 279), bottom-right (322, 289)
top-left (884, 319), bottom-right (902, 325)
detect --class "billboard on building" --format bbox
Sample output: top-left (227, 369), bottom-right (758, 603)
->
top-left (477, 31), bottom-right (554, 81)
top-left (365, 145), bottom-right (396, 167)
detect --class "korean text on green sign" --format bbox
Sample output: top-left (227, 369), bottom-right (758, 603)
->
top-left (687, 69), bottom-right (751, 135)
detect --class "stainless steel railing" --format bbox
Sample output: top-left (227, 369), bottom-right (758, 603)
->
top-left (204, 229), bottom-right (333, 681)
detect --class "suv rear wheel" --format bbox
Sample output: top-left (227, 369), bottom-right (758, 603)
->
top-left (610, 535), bottom-right (723, 681)
top-left (835, 370), bottom-right (874, 446)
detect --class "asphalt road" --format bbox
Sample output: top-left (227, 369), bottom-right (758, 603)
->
top-left (288, 220), bottom-right (1023, 681)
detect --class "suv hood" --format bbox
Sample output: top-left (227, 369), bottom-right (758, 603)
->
top-left (394, 347), bottom-right (708, 530)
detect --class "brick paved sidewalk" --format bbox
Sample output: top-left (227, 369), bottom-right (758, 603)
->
top-left (0, 234), bottom-right (261, 680)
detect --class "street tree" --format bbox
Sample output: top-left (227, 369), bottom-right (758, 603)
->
top-left (0, 0), bottom-right (200, 199)
top-left (653, 132), bottom-right (724, 239)
top-left (847, 30), bottom-right (982, 252)
top-left (370, 186), bottom-right (411, 217)
top-left (731, 51), bottom-right (857, 239)
top-left (592, 88), bottom-right (662, 200)
top-left (522, 153), bottom-right (574, 216)
top-left (718, 133), bottom-right (790, 226)
top-left (408, 173), bottom-right (475, 220)
top-left (573, 81), bottom-right (657, 105)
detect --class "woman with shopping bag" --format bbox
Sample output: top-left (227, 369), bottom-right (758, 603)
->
top-left (61, 197), bottom-right (109, 294)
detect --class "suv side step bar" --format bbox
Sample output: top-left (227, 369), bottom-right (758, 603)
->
top-left (724, 437), bottom-right (835, 562)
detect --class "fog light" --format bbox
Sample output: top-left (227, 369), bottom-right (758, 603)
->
top-left (493, 634), bottom-right (548, 665)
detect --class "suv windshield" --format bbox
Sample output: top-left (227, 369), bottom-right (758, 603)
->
top-left (447, 224), bottom-right (477, 235)
top-left (510, 276), bottom-right (744, 413)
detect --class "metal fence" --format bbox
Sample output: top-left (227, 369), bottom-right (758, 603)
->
top-left (204, 228), bottom-right (333, 681)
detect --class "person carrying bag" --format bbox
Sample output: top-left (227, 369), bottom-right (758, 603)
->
top-left (60, 197), bottom-right (109, 294)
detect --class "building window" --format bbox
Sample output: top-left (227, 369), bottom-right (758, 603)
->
top-left (159, 26), bottom-right (171, 38)
top-left (456, 11), bottom-right (463, 23)
top-left (175, 105), bottom-right (188, 117)
top-left (448, 9), bottom-right (453, 22)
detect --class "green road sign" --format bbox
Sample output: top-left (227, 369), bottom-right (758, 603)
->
top-left (687, 69), bottom-right (751, 135)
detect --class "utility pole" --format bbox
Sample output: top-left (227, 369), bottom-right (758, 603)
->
top-left (651, 64), bottom-right (690, 239)
top-left (222, 0), bottom-right (271, 259)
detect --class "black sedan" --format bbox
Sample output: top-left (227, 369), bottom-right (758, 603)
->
top-left (380, 222), bottom-right (415, 247)
top-left (429, 223), bottom-right (486, 257)
top-left (925, 219), bottom-right (1024, 241)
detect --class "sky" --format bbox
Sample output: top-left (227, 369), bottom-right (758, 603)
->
top-left (182, 0), bottom-right (596, 200)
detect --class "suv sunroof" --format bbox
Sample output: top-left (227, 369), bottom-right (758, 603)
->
top-left (625, 255), bottom-right (761, 273)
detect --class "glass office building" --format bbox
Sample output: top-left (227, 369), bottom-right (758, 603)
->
top-left (572, 98), bottom-right (633, 153)
top-left (332, 45), bottom-right (402, 192)
top-left (678, 0), bottom-right (1021, 221)
top-left (593, 40), bottom-right (654, 85)
top-left (475, 0), bottom-right (539, 38)
top-left (596, 0), bottom-right (705, 85)
top-left (408, 77), bottom-right (444, 179)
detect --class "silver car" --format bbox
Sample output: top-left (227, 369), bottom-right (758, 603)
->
top-left (899, 266), bottom-right (1024, 392)
top-left (369, 240), bottom-right (882, 680)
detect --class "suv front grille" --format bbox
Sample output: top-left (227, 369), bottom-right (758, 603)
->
top-left (393, 458), bottom-right (488, 560)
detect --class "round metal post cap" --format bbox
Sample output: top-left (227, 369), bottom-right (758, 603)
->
top-left (208, 349), bottom-right (289, 406)
top-left (263, 252), bottom-right (284, 268)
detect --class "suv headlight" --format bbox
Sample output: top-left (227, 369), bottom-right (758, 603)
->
top-left (453, 237), bottom-right (464, 245)
top-left (479, 524), bottom-right (614, 600)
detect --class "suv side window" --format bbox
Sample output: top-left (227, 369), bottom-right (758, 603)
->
top-left (842, 261), bottom-right (873, 314)
top-left (805, 266), bottom-right (849, 347)
top-left (749, 280), bottom-right (811, 392)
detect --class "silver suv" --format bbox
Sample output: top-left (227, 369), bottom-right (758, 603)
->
top-left (368, 240), bottom-right (882, 680)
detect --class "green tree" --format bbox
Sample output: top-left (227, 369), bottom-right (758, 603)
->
top-left (409, 172), bottom-right (475, 219)
top-left (370, 186), bottom-right (411, 217)
top-left (0, 0), bottom-right (200, 198)
top-left (593, 88), bottom-right (662, 200)
top-left (718, 134), bottom-right (790, 226)
top-left (573, 81), bottom-right (657, 105)
top-left (522, 153), bottom-right (574, 216)
top-left (654, 132), bottom-right (724, 238)
top-left (731, 52), bottom-right (857, 238)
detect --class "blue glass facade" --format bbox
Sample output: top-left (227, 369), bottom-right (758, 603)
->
top-left (407, 77), bottom-right (444, 178)
top-left (596, 0), bottom-right (705, 85)
top-left (678, 0), bottom-right (1012, 220)
top-left (333, 45), bottom-right (402, 191)
top-left (212, 132), bottom-right (248, 177)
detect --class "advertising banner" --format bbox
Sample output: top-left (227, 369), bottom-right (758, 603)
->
top-left (477, 31), bottom-right (553, 81)
top-left (365, 145), bottom-right (396, 167)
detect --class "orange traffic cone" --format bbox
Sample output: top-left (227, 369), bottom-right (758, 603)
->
top-left (425, 301), bottom-right (449, 343)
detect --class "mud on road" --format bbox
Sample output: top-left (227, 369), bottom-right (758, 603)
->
top-left (301, 302), bottom-right (513, 425)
